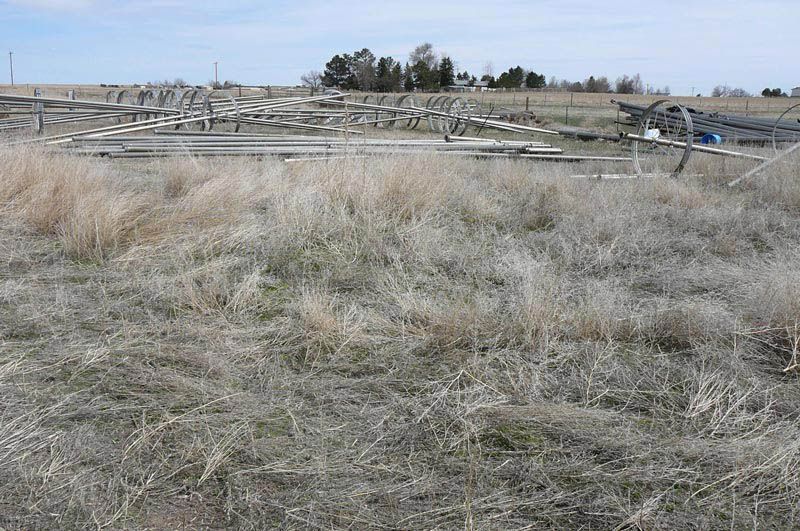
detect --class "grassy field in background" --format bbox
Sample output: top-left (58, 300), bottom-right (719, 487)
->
top-left (1, 141), bottom-right (800, 528)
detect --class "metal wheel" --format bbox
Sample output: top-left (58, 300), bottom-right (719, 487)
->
top-left (632, 99), bottom-right (694, 177)
top-left (427, 95), bottom-right (449, 133)
top-left (115, 90), bottom-right (135, 123)
top-left (209, 90), bottom-right (240, 132)
top-left (136, 90), bottom-right (158, 121)
top-left (773, 103), bottom-right (800, 155)
top-left (179, 89), bottom-right (204, 130)
top-left (444, 97), bottom-right (470, 136)
top-left (157, 89), bottom-right (178, 119)
top-left (395, 94), bottom-right (421, 129)
top-left (377, 95), bottom-right (395, 128)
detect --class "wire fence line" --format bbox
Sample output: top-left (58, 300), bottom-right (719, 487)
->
top-left (1, 84), bottom-right (796, 134)
top-left (1, 84), bottom-right (797, 115)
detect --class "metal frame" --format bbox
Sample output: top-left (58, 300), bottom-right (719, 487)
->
top-left (632, 99), bottom-right (694, 177)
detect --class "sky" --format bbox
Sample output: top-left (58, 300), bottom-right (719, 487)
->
top-left (0, 0), bottom-right (796, 96)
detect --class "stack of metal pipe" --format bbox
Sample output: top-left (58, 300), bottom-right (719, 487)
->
top-left (615, 100), bottom-right (800, 144)
top-left (62, 133), bottom-right (573, 160)
top-left (0, 89), bottom-right (638, 163)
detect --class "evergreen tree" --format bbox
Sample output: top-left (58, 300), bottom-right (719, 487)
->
top-left (322, 54), bottom-right (351, 88)
top-left (351, 48), bottom-right (376, 91)
top-left (497, 66), bottom-right (525, 88)
top-left (412, 60), bottom-right (438, 91)
top-left (390, 63), bottom-right (402, 92)
top-left (438, 56), bottom-right (455, 88)
top-left (403, 63), bottom-right (415, 91)
top-left (376, 56), bottom-right (400, 92)
top-left (525, 70), bottom-right (546, 89)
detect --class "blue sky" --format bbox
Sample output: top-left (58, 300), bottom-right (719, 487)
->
top-left (0, 0), bottom-right (796, 95)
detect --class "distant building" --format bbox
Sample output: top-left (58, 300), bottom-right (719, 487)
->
top-left (792, 87), bottom-right (800, 97)
top-left (445, 79), bottom-right (491, 92)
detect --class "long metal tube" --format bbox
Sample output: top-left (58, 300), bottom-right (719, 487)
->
top-left (621, 133), bottom-right (768, 161)
top-left (0, 94), bottom-right (182, 115)
top-left (19, 93), bottom-right (353, 145)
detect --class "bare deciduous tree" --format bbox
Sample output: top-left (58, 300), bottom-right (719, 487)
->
top-left (301, 70), bottom-right (324, 89)
top-left (712, 85), bottom-right (751, 98)
top-left (615, 73), bottom-right (644, 95)
top-left (410, 43), bottom-right (438, 70)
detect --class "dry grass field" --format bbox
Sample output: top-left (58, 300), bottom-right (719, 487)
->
top-left (1, 140), bottom-right (800, 529)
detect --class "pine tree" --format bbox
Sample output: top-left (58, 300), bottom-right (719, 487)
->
top-left (438, 56), bottom-right (455, 88)
top-left (525, 71), bottom-right (546, 89)
top-left (375, 56), bottom-right (399, 92)
top-left (390, 64), bottom-right (402, 92)
top-left (403, 63), bottom-right (415, 91)
top-left (322, 55), bottom-right (351, 88)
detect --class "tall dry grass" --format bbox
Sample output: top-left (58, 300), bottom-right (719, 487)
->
top-left (0, 145), bottom-right (799, 528)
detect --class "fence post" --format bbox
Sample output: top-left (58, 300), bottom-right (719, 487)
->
top-left (565, 106), bottom-right (569, 125)
top-left (32, 87), bottom-right (44, 134)
top-left (267, 85), bottom-right (272, 99)
top-left (525, 96), bottom-right (529, 112)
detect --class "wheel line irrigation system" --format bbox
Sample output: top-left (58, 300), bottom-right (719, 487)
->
top-left (1, 88), bottom-right (798, 185)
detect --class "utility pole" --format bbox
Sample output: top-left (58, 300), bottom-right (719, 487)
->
top-left (213, 61), bottom-right (218, 87)
top-left (691, 86), bottom-right (696, 97)
top-left (8, 51), bottom-right (13, 86)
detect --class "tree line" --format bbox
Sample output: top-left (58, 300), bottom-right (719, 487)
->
top-left (304, 43), bottom-right (555, 93)
top-left (304, 43), bottom-right (667, 95)
top-left (709, 86), bottom-right (790, 98)
top-left (303, 43), bottom-right (787, 97)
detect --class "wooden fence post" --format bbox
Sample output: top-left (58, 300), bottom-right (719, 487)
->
top-left (32, 87), bottom-right (44, 134)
